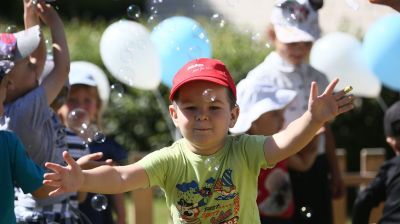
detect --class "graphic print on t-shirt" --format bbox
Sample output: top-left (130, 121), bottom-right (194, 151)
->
top-left (175, 169), bottom-right (240, 223)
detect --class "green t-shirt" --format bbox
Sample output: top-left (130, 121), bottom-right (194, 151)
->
top-left (138, 134), bottom-right (272, 223)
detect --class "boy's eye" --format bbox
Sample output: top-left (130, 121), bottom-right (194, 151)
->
top-left (210, 106), bottom-right (220, 110)
top-left (183, 106), bottom-right (196, 110)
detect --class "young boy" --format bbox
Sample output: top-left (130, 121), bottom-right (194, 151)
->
top-left (0, 0), bottom-right (72, 222)
top-left (230, 76), bottom-right (319, 224)
top-left (43, 58), bottom-right (352, 223)
top-left (352, 101), bottom-right (400, 224)
top-left (246, 1), bottom-right (344, 223)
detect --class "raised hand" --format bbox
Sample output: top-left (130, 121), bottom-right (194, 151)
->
top-left (43, 151), bottom-right (84, 196)
top-left (307, 78), bottom-right (353, 124)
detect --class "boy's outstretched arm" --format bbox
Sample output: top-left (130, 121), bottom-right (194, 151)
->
top-left (43, 151), bottom-right (149, 196)
top-left (36, 2), bottom-right (70, 105)
top-left (264, 79), bottom-right (353, 165)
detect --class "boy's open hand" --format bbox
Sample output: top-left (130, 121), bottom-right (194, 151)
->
top-left (308, 78), bottom-right (353, 124)
top-left (43, 151), bottom-right (84, 196)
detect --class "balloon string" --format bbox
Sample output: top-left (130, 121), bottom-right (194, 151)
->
top-left (152, 89), bottom-right (180, 141)
top-left (376, 96), bottom-right (388, 112)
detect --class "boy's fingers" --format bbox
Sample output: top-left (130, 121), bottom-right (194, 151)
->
top-left (86, 152), bottom-right (104, 161)
top-left (334, 86), bottom-right (353, 100)
top-left (43, 173), bottom-right (60, 181)
top-left (63, 151), bottom-right (78, 168)
top-left (45, 162), bottom-right (63, 173)
top-left (310, 82), bottom-right (318, 101)
top-left (334, 91), bottom-right (346, 100)
top-left (338, 103), bottom-right (354, 114)
top-left (337, 95), bottom-right (353, 107)
top-left (105, 159), bottom-right (113, 165)
top-left (324, 78), bottom-right (339, 95)
top-left (43, 180), bottom-right (61, 187)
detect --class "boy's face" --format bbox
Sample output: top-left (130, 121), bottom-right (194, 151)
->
top-left (5, 58), bottom-right (38, 103)
top-left (169, 81), bottom-right (239, 155)
top-left (248, 109), bottom-right (285, 136)
top-left (275, 40), bottom-right (313, 66)
top-left (59, 85), bottom-right (99, 123)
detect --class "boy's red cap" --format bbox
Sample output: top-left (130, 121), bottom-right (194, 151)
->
top-left (169, 58), bottom-right (236, 101)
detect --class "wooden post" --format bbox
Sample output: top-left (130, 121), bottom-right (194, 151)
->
top-left (360, 148), bottom-right (385, 224)
top-left (333, 148), bottom-right (347, 224)
top-left (130, 152), bottom-right (153, 224)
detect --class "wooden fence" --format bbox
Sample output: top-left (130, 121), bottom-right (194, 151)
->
top-left (129, 148), bottom-right (386, 224)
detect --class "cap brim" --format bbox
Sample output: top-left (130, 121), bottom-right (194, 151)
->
top-left (274, 25), bottom-right (315, 43)
top-left (14, 25), bottom-right (41, 60)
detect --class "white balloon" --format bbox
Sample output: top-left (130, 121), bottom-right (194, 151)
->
top-left (310, 32), bottom-right (381, 98)
top-left (100, 20), bottom-right (161, 90)
top-left (70, 61), bottom-right (110, 109)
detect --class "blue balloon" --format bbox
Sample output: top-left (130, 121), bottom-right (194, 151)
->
top-left (363, 14), bottom-right (400, 91)
top-left (151, 16), bottom-right (212, 87)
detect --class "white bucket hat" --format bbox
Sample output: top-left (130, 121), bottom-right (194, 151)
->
top-left (230, 77), bottom-right (297, 134)
top-left (69, 61), bottom-right (110, 109)
top-left (271, 0), bottom-right (321, 43)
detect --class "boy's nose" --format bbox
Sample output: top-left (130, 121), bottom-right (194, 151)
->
top-left (195, 109), bottom-right (209, 121)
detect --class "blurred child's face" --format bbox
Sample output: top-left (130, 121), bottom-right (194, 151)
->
top-left (62, 85), bottom-right (99, 122)
top-left (5, 58), bottom-right (38, 103)
top-left (275, 41), bottom-right (312, 66)
top-left (248, 109), bottom-right (285, 136)
top-left (169, 81), bottom-right (239, 155)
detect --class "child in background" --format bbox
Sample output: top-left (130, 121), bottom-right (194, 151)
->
top-left (230, 77), bottom-right (319, 224)
top-left (0, 46), bottom-right (105, 223)
top-left (57, 64), bottom-right (128, 224)
top-left (352, 101), bottom-right (400, 224)
top-left (0, 26), bottom-right (48, 224)
top-left (44, 58), bottom-right (353, 223)
top-left (246, 1), bottom-right (344, 223)
top-left (0, 0), bottom-right (73, 222)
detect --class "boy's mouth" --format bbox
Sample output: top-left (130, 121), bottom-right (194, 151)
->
top-left (194, 128), bottom-right (211, 131)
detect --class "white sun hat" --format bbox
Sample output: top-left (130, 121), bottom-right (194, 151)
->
top-left (230, 77), bottom-right (297, 134)
top-left (69, 61), bottom-right (110, 109)
top-left (271, 0), bottom-right (321, 43)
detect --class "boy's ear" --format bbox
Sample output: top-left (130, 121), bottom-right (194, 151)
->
top-left (229, 105), bottom-right (240, 128)
top-left (266, 24), bottom-right (277, 43)
top-left (169, 104), bottom-right (179, 127)
top-left (386, 136), bottom-right (397, 150)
